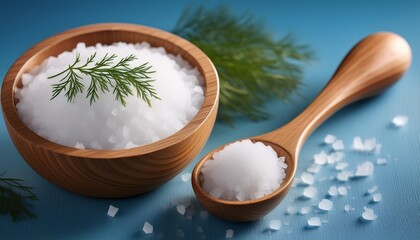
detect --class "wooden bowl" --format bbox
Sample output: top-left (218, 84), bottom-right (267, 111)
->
top-left (1, 23), bottom-right (219, 198)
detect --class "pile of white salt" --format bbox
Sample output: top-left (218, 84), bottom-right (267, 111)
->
top-left (200, 139), bottom-right (287, 201)
top-left (15, 42), bottom-right (204, 150)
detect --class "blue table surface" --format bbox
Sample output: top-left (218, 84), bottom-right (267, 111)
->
top-left (1, 0), bottom-right (419, 239)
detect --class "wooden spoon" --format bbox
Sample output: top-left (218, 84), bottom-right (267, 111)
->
top-left (192, 32), bottom-right (411, 222)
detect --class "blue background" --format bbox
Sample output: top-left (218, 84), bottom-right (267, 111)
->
top-left (1, 0), bottom-right (420, 239)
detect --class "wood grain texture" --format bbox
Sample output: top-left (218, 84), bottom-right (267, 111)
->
top-left (1, 23), bottom-right (219, 198)
top-left (192, 32), bottom-right (411, 222)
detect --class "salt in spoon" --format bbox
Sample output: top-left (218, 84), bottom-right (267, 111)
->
top-left (191, 32), bottom-right (411, 222)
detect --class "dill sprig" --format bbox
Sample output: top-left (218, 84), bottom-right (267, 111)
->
top-left (48, 52), bottom-right (160, 107)
top-left (0, 172), bottom-right (38, 221)
top-left (173, 6), bottom-right (313, 123)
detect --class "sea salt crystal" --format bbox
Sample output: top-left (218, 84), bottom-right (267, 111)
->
top-left (335, 162), bottom-right (349, 171)
top-left (355, 161), bottom-right (374, 177)
top-left (75, 142), bottom-right (85, 149)
top-left (344, 204), bottom-right (351, 212)
top-left (324, 134), bottom-right (336, 144)
top-left (332, 139), bottom-right (344, 151)
top-left (107, 205), bottom-right (119, 217)
top-left (392, 115), bottom-right (408, 127)
top-left (364, 138), bottom-right (377, 152)
top-left (372, 193), bottom-right (382, 202)
top-left (301, 172), bottom-right (315, 185)
top-left (269, 219), bottom-right (281, 231)
top-left (314, 151), bottom-right (328, 165)
top-left (307, 217), bottom-right (322, 227)
top-left (337, 170), bottom-right (352, 182)
top-left (328, 186), bottom-right (338, 197)
top-left (200, 140), bottom-right (287, 201)
top-left (176, 204), bottom-right (186, 215)
top-left (376, 158), bottom-right (387, 165)
top-left (367, 185), bottom-right (378, 194)
top-left (181, 173), bottom-right (191, 182)
top-left (143, 222), bottom-right (153, 234)
top-left (338, 186), bottom-right (348, 196)
top-left (352, 137), bottom-right (378, 153)
top-left (286, 206), bottom-right (297, 215)
top-left (327, 151), bottom-right (344, 164)
top-left (225, 229), bottom-right (234, 239)
top-left (303, 186), bottom-right (317, 199)
top-left (362, 207), bottom-right (377, 221)
top-left (306, 164), bottom-right (321, 174)
top-left (352, 137), bottom-right (364, 151)
top-left (318, 199), bottom-right (333, 211)
top-left (300, 207), bottom-right (311, 215)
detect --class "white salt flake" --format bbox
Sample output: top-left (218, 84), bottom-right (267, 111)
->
top-left (332, 139), bottom-right (344, 151)
top-left (307, 217), bottom-right (322, 227)
top-left (344, 204), bottom-right (351, 212)
top-left (362, 207), bottom-right (377, 221)
top-left (318, 199), bottom-right (333, 211)
top-left (352, 137), bottom-right (379, 153)
top-left (75, 142), bottom-right (85, 149)
top-left (376, 158), bottom-right (387, 165)
top-left (364, 138), bottom-right (377, 152)
top-left (355, 161), bottom-right (374, 177)
top-left (306, 164), bottom-right (321, 174)
top-left (107, 205), bottom-right (119, 217)
top-left (367, 185), bottom-right (378, 194)
top-left (225, 229), bottom-right (234, 239)
top-left (338, 186), bottom-right (348, 196)
top-left (352, 136), bottom-right (364, 151)
top-left (303, 186), bottom-right (317, 199)
top-left (372, 193), bottom-right (382, 202)
top-left (328, 186), bottom-right (338, 197)
top-left (300, 207), bottom-right (311, 215)
top-left (337, 170), bottom-right (353, 182)
top-left (314, 151), bottom-right (328, 165)
top-left (176, 204), bottom-right (186, 215)
top-left (286, 206), bottom-right (297, 215)
top-left (301, 172), bottom-right (315, 185)
top-left (142, 222), bottom-right (153, 234)
top-left (269, 219), bottom-right (281, 231)
top-left (392, 115), bottom-right (408, 127)
top-left (335, 162), bottom-right (349, 171)
top-left (324, 134), bottom-right (336, 144)
top-left (181, 173), bottom-right (191, 182)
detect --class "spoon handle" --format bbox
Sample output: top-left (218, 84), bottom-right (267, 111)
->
top-left (263, 32), bottom-right (411, 157)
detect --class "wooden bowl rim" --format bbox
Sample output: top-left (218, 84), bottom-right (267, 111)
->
top-left (1, 23), bottom-right (219, 159)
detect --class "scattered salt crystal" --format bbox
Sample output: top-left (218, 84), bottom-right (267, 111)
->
top-left (335, 162), bottom-right (349, 171)
top-left (303, 186), bottom-right (317, 199)
top-left (200, 140), bottom-right (287, 201)
top-left (225, 229), bottom-right (234, 239)
top-left (355, 161), bottom-right (374, 177)
top-left (307, 217), bottom-right (322, 227)
top-left (75, 142), bottom-right (85, 149)
top-left (328, 186), bottom-right (338, 197)
top-left (107, 205), bottom-right (119, 217)
top-left (392, 115), bottom-right (408, 127)
top-left (300, 207), bottom-right (311, 215)
top-left (362, 207), bottom-right (377, 221)
top-left (376, 158), bottom-right (387, 165)
top-left (269, 219), bottom-right (281, 231)
top-left (337, 170), bottom-right (352, 182)
top-left (324, 134), bottom-right (336, 144)
top-left (364, 138), bottom-right (377, 152)
top-left (332, 139), bottom-right (344, 151)
top-left (352, 137), bottom-right (379, 153)
top-left (344, 204), bottom-right (351, 212)
top-left (314, 151), bottom-right (328, 165)
top-left (301, 172), bottom-right (315, 185)
top-left (176, 204), bottom-right (186, 215)
top-left (306, 164), bottom-right (321, 174)
top-left (176, 229), bottom-right (184, 238)
top-left (286, 206), bottom-right (297, 215)
top-left (142, 222), bottom-right (153, 234)
top-left (337, 186), bottom-right (348, 196)
top-left (352, 136), bottom-right (364, 151)
top-left (318, 199), bottom-right (333, 211)
top-left (372, 193), bottom-right (382, 202)
top-left (181, 173), bottom-right (191, 182)
top-left (367, 185), bottom-right (378, 194)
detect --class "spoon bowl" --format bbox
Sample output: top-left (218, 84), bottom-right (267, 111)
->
top-left (192, 32), bottom-right (412, 222)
